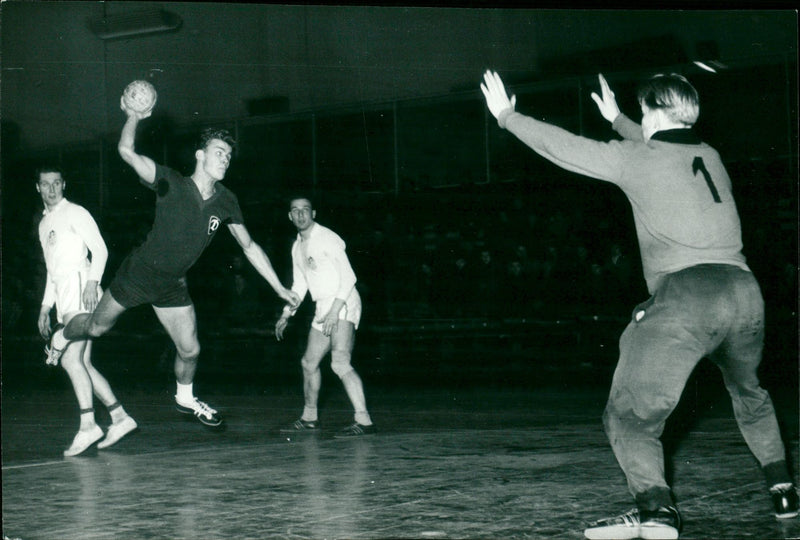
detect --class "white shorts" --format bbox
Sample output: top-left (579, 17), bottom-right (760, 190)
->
top-left (53, 268), bottom-right (102, 324)
top-left (311, 290), bottom-right (362, 333)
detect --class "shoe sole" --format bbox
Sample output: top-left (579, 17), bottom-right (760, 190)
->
top-left (584, 528), bottom-right (640, 540)
top-left (97, 421), bottom-right (139, 449)
top-left (176, 406), bottom-right (225, 429)
top-left (63, 430), bottom-right (104, 457)
top-left (334, 428), bottom-right (376, 438)
top-left (639, 525), bottom-right (679, 540)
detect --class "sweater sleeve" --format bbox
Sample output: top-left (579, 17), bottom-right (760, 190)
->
top-left (612, 113), bottom-right (644, 142)
top-left (42, 273), bottom-right (56, 309)
top-left (498, 109), bottom-right (629, 184)
top-left (330, 239), bottom-right (357, 301)
top-left (71, 206), bottom-right (108, 283)
top-left (283, 245), bottom-right (309, 317)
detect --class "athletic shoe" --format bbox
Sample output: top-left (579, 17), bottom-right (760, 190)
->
top-left (584, 508), bottom-right (641, 539)
top-left (63, 425), bottom-right (104, 457)
top-left (279, 419), bottom-right (320, 433)
top-left (97, 416), bottom-right (138, 449)
top-left (334, 422), bottom-right (376, 438)
top-left (175, 396), bottom-right (223, 428)
top-left (44, 325), bottom-right (68, 366)
top-left (640, 506), bottom-right (681, 539)
top-left (771, 483), bottom-right (799, 519)
top-left (584, 506), bottom-right (681, 540)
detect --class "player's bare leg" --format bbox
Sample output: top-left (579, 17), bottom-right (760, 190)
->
top-left (58, 314), bottom-right (103, 456)
top-left (153, 304), bottom-right (222, 429)
top-left (280, 329), bottom-right (328, 433)
top-left (47, 293), bottom-right (127, 365)
top-left (331, 322), bottom-right (374, 437)
top-left (80, 340), bottom-right (139, 449)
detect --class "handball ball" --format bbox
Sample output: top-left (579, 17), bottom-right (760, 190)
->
top-left (122, 80), bottom-right (157, 113)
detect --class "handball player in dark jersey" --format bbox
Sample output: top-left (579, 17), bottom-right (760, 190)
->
top-left (481, 70), bottom-right (797, 539)
top-left (47, 95), bottom-right (300, 429)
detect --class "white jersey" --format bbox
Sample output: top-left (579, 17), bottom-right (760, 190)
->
top-left (285, 223), bottom-right (361, 328)
top-left (38, 198), bottom-right (108, 309)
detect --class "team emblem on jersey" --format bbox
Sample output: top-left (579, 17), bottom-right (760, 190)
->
top-left (207, 216), bottom-right (221, 235)
top-left (307, 256), bottom-right (317, 270)
top-left (47, 230), bottom-right (57, 246)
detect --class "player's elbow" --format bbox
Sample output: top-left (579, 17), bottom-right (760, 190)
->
top-left (117, 144), bottom-right (135, 164)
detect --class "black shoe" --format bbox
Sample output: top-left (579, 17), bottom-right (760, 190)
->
top-left (175, 397), bottom-right (224, 429)
top-left (334, 422), bottom-right (376, 438)
top-left (771, 483), bottom-right (799, 519)
top-left (584, 508), bottom-right (641, 539)
top-left (639, 506), bottom-right (681, 540)
top-left (279, 419), bottom-right (320, 433)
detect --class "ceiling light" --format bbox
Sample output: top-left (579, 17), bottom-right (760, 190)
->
top-left (89, 9), bottom-right (182, 40)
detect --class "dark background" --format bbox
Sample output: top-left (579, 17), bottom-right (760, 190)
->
top-left (1, 5), bottom-right (797, 413)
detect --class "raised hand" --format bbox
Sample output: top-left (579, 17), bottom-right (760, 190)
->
top-left (480, 70), bottom-right (517, 120)
top-left (590, 74), bottom-right (621, 123)
top-left (119, 96), bottom-right (152, 120)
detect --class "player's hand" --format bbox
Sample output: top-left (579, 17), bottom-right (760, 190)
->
top-left (275, 315), bottom-right (289, 341)
top-left (82, 281), bottom-right (99, 313)
top-left (281, 289), bottom-right (301, 308)
top-left (480, 70), bottom-right (517, 120)
top-left (317, 311), bottom-right (339, 337)
top-left (38, 311), bottom-right (51, 340)
top-left (119, 96), bottom-right (152, 120)
top-left (590, 74), bottom-right (621, 123)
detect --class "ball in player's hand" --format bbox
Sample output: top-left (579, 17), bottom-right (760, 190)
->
top-left (122, 80), bottom-right (157, 114)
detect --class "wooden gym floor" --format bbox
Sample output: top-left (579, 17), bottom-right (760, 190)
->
top-left (2, 330), bottom-right (798, 539)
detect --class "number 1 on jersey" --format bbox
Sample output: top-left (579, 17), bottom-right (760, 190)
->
top-left (692, 157), bottom-right (722, 203)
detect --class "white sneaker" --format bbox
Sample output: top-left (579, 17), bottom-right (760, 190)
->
top-left (63, 425), bottom-right (103, 457)
top-left (584, 509), bottom-right (641, 539)
top-left (175, 396), bottom-right (224, 428)
top-left (98, 416), bottom-right (138, 449)
top-left (44, 327), bottom-right (69, 366)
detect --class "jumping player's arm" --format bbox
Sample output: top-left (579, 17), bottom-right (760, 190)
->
top-left (117, 100), bottom-right (157, 184)
top-left (227, 223), bottom-right (300, 308)
top-left (275, 254), bottom-right (308, 341)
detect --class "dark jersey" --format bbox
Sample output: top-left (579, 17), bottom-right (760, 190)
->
top-left (129, 164), bottom-right (244, 277)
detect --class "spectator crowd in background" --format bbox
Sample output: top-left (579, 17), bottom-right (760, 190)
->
top-left (4, 184), bottom-right (796, 339)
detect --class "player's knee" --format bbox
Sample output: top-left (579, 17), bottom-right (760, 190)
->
top-left (331, 352), bottom-right (353, 379)
top-left (301, 355), bottom-right (320, 374)
top-left (86, 319), bottom-right (110, 339)
top-left (175, 341), bottom-right (200, 361)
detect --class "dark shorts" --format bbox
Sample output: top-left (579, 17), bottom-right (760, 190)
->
top-left (108, 254), bottom-right (193, 309)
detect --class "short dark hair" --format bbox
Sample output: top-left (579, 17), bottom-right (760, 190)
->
top-left (197, 128), bottom-right (237, 151)
top-left (288, 195), bottom-right (314, 211)
top-left (35, 164), bottom-right (63, 183)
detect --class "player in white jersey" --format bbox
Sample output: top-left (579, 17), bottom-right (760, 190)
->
top-left (275, 196), bottom-right (375, 437)
top-left (481, 70), bottom-right (797, 539)
top-left (36, 166), bottom-right (137, 456)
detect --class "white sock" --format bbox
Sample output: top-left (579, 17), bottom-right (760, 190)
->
top-left (176, 382), bottom-right (194, 404)
top-left (53, 327), bottom-right (69, 349)
top-left (355, 411), bottom-right (372, 426)
top-left (301, 406), bottom-right (318, 422)
top-left (107, 402), bottom-right (127, 423)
